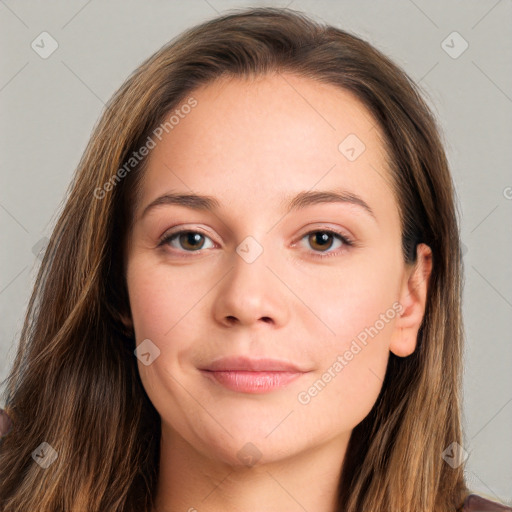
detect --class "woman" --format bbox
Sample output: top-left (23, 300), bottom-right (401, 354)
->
top-left (0, 7), bottom-right (510, 512)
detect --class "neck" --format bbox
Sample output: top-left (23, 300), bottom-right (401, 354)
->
top-left (152, 424), bottom-right (349, 512)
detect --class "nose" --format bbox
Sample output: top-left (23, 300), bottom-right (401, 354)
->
top-left (212, 243), bottom-right (291, 329)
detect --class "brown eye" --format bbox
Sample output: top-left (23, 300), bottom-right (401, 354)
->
top-left (177, 232), bottom-right (206, 251)
top-left (159, 230), bottom-right (215, 253)
top-left (298, 229), bottom-right (354, 259)
top-left (307, 232), bottom-right (336, 252)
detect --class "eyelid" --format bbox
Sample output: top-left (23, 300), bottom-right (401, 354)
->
top-left (160, 222), bottom-right (215, 237)
top-left (294, 223), bottom-right (354, 243)
top-left (158, 225), bottom-right (218, 247)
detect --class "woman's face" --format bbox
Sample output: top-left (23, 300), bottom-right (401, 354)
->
top-left (125, 73), bottom-right (430, 467)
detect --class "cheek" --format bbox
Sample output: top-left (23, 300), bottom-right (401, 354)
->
top-left (297, 345), bottom-right (389, 438)
top-left (127, 261), bottom-right (203, 432)
top-left (296, 306), bottom-right (392, 435)
top-left (126, 258), bottom-right (209, 395)
top-left (294, 248), bottom-right (402, 349)
top-left (292, 252), bottom-right (400, 423)
top-left (126, 260), bottom-right (202, 341)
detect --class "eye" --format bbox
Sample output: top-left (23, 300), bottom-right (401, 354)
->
top-left (157, 227), bottom-right (354, 259)
top-left (296, 229), bottom-right (354, 259)
top-left (158, 229), bottom-right (215, 254)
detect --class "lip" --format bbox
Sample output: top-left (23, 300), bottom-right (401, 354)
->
top-left (199, 356), bottom-right (310, 394)
top-left (200, 356), bottom-right (307, 372)
top-left (201, 370), bottom-right (305, 394)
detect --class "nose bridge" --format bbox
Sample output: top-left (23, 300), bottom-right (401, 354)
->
top-left (213, 232), bottom-right (289, 327)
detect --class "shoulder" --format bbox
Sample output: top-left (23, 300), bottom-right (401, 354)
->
top-left (463, 494), bottom-right (512, 511)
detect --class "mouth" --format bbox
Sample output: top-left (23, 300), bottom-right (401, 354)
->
top-left (199, 356), bottom-right (310, 394)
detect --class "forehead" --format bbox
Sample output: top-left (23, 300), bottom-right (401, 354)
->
top-left (136, 72), bottom-right (397, 226)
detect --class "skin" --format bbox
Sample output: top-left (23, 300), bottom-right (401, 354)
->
top-left (124, 73), bottom-right (432, 512)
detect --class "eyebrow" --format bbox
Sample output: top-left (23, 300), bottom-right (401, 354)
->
top-left (139, 188), bottom-right (376, 222)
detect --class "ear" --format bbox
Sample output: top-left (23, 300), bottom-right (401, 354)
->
top-left (389, 243), bottom-right (433, 358)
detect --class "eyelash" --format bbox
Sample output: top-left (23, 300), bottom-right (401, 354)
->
top-left (157, 228), bottom-right (354, 259)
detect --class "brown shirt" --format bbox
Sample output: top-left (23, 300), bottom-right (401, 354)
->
top-left (463, 494), bottom-right (512, 511)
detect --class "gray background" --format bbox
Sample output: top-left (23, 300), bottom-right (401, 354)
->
top-left (1, 0), bottom-right (511, 503)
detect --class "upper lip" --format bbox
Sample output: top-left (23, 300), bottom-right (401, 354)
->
top-left (200, 356), bottom-right (307, 372)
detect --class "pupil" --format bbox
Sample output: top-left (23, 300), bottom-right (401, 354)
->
top-left (311, 232), bottom-right (332, 251)
top-left (182, 232), bottom-right (203, 250)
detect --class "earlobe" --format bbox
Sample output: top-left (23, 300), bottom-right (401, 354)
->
top-left (390, 243), bottom-right (433, 358)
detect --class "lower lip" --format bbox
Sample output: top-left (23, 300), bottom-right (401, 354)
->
top-left (201, 370), bottom-right (305, 394)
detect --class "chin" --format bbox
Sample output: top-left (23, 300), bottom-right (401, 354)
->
top-left (196, 427), bottom-right (305, 469)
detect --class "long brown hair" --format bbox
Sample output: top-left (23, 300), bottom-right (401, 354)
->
top-left (0, 7), bottom-right (470, 511)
